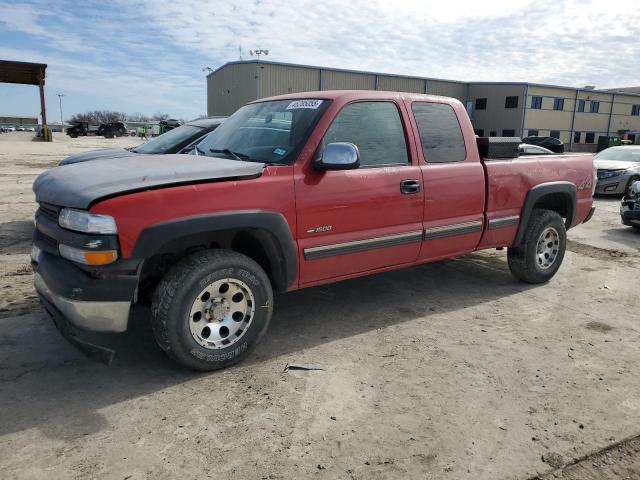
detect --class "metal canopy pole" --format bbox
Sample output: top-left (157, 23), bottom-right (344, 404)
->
top-left (37, 66), bottom-right (51, 141)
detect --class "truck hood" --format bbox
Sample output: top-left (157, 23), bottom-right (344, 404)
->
top-left (34, 154), bottom-right (265, 209)
top-left (594, 160), bottom-right (639, 170)
top-left (59, 148), bottom-right (137, 166)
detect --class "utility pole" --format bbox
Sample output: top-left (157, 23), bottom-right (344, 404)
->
top-left (56, 93), bottom-right (65, 132)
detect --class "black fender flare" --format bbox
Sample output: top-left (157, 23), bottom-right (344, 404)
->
top-left (514, 181), bottom-right (576, 246)
top-left (131, 210), bottom-right (297, 291)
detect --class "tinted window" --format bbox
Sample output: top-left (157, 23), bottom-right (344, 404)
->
top-left (577, 99), bottom-right (585, 112)
top-left (412, 102), bottom-right (466, 163)
top-left (475, 98), bottom-right (487, 110)
top-left (132, 125), bottom-right (205, 154)
top-left (574, 131), bottom-right (581, 143)
top-left (590, 101), bottom-right (600, 113)
top-left (528, 129), bottom-right (539, 136)
top-left (502, 129), bottom-right (516, 136)
top-left (585, 132), bottom-right (595, 143)
top-left (631, 105), bottom-right (640, 116)
top-left (553, 98), bottom-right (564, 111)
top-left (490, 131), bottom-right (497, 137)
top-left (531, 96), bottom-right (542, 109)
top-left (324, 101), bottom-right (408, 167)
top-left (505, 96), bottom-right (518, 108)
top-left (550, 130), bottom-right (560, 139)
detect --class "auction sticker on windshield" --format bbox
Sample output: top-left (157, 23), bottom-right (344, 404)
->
top-left (286, 100), bottom-right (323, 110)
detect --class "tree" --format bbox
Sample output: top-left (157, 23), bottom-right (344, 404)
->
top-left (152, 112), bottom-right (170, 121)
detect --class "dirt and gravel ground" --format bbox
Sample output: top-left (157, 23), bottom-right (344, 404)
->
top-left (0, 132), bottom-right (639, 479)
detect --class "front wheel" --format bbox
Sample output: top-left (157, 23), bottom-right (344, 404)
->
top-left (507, 209), bottom-right (567, 284)
top-left (151, 249), bottom-right (273, 371)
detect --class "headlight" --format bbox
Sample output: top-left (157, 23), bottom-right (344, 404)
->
top-left (59, 208), bottom-right (117, 234)
top-left (59, 244), bottom-right (118, 265)
top-left (597, 169), bottom-right (626, 180)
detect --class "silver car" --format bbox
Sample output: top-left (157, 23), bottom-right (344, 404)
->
top-left (594, 146), bottom-right (640, 195)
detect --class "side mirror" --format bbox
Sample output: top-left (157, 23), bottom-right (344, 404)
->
top-left (314, 142), bottom-right (360, 171)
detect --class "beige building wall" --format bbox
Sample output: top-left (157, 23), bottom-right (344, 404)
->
top-left (610, 93), bottom-right (640, 136)
top-left (207, 63), bottom-right (257, 116)
top-left (207, 62), bottom-right (640, 149)
top-left (259, 63), bottom-right (320, 98)
top-left (524, 85), bottom-right (575, 144)
top-left (322, 70), bottom-right (376, 90)
top-left (427, 80), bottom-right (467, 102)
top-left (377, 75), bottom-right (425, 94)
top-left (468, 84), bottom-right (524, 136)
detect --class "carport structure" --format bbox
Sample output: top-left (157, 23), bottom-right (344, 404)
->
top-left (0, 60), bottom-right (50, 141)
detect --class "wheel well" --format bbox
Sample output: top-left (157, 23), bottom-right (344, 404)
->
top-left (137, 228), bottom-right (288, 303)
top-left (532, 192), bottom-right (571, 220)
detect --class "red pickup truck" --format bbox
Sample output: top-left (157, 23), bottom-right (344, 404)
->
top-left (32, 91), bottom-right (596, 370)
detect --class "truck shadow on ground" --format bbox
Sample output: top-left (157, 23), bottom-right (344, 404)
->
top-left (0, 220), bottom-right (34, 255)
top-left (0, 252), bottom-right (535, 440)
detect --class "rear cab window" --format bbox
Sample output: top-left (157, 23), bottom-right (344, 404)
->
top-left (323, 101), bottom-right (409, 167)
top-left (411, 102), bottom-right (467, 163)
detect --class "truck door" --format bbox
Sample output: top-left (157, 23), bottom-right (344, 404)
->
top-left (407, 100), bottom-right (486, 261)
top-left (295, 100), bottom-right (424, 285)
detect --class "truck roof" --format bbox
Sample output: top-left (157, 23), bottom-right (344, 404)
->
top-left (254, 90), bottom-right (462, 105)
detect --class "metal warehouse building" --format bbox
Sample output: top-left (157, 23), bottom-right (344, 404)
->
top-left (207, 60), bottom-right (640, 152)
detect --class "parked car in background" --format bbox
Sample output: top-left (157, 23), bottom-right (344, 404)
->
top-left (33, 91), bottom-right (595, 370)
top-left (26, 127), bottom-right (36, 132)
top-left (594, 146), bottom-right (640, 196)
top-left (522, 136), bottom-right (564, 153)
top-left (3, 126), bottom-right (16, 132)
top-left (16, 126), bottom-right (26, 132)
top-left (620, 179), bottom-right (640, 229)
top-left (59, 117), bottom-right (226, 165)
top-left (519, 144), bottom-right (554, 155)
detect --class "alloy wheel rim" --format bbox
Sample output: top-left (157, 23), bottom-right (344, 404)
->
top-left (188, 278), bottom-right (255, 349)
top-left (536, 227), bottom-right (560, 270)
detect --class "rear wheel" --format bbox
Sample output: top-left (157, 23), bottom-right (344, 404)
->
top-left (151, 249), bottom-right (273, 371)
top-left (507, 209), bottom-right (566, 284)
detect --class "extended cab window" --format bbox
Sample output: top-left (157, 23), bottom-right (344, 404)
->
top-left (411, 102), bottom-right (466, 163)
top-left (323, 101), bottom-right (409, 167)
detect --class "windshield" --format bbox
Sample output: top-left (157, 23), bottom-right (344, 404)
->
top-left (198, 99), bottom-right (329, 164)
top-left (131, 125), bottom-right (204, 154)
top-left (595, 148), bottom-right (640, 162)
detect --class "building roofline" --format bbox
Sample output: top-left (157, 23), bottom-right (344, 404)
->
top-left (207, 59), bottom-right (467, 84)
top-left (208, 60), bottom-right (640, 98)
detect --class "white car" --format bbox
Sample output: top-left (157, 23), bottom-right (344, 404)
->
top-left (3, 126), bottom-right (16, 132)
top-left (16, 126), bottom-right (26, 132)
top-left (26, 127), bottom-right (36, 132)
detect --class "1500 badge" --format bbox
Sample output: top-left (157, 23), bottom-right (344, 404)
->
top-left (306, 225), bottom-right (333, 234)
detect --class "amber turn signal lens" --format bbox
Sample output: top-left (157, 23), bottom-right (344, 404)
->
top-left (83, 250), bottom-right (118, 265)
top-left (59, 244), bottom-right (118, 265)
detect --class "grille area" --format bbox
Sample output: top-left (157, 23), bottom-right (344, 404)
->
top-left (39, 202), bottom-right (60, 221)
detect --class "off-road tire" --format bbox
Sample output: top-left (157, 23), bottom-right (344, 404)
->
top-left (507, 209), bottom-right (566, 284)
top-left (151, 249), bottom-right (273, 371)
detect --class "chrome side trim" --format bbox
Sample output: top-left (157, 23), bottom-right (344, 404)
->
top-left (425, 221), bottom-right (483, 240)
top-left (34, 273), bottom-right (130, 333)
top-left (488, 215), bottom-right (520, 230)
top-left (304, 230), bottom-right (423, 260)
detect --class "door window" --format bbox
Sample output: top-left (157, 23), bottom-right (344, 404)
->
top-left (323, 102), bottom-right (409, 167)
top-left (411, 102), bottom-right (467, 163)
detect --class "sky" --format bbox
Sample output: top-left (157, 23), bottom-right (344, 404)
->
top-left (0, 0), bottom-right (639, 122)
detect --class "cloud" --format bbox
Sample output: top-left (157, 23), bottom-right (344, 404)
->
top-left (1, 0), bottom-right (639, 119)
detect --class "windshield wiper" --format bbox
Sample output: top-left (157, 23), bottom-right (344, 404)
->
top-left (209, 148), bottom-right (251, 161)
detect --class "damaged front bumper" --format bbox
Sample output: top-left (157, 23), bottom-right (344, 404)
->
top-left (620, 198), bottom-right (640, 226)
top-left (32, 245), bottom-right (139, 364)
